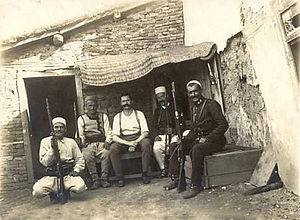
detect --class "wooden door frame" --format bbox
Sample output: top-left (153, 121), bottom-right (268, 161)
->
top-left (17, 69), bottom-right (83, 182)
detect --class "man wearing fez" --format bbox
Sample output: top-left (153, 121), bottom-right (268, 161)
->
top-left (164, 80), bottom-right (228, 199)
top-left (32, 117), bottom-right (86, 202)
top-left (110, 93), bottom-right (152, 187)
top-left (78, 96), bottom-right (112, 189)
top-left (151, 86), bottom-right (178, 178)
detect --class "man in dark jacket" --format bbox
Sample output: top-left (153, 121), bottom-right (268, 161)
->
top-left (151, 86), bottom-right (178, 177)
top-left (164, 80), bottom-right (228, 199)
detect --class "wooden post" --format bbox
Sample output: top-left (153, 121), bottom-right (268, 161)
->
top-left (17, 73), bottom-right (34, 183)
top-left (74, 70), bottom-right (84, 115)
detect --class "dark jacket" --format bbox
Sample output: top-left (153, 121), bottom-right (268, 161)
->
top-left (150, 103), bottom-right (177, 140)
top-left (188, 98), bottom-right (228, 143)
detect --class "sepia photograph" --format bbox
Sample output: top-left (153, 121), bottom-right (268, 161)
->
top-left (0, 0), bottom-right (299, 219)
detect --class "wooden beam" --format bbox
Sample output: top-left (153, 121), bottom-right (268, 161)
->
top-left (17, 76), bottom-right (34, 183)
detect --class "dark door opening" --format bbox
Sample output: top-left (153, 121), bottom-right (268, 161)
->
top-left (24, 75), bottom-right (77, 179)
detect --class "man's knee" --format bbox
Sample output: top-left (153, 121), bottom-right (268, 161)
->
top-left (190, 143), bottom-right (209, 158)
top-left (110, 143), bottom-right (120, 155)
top-left (140, 138), bottom-right (152, 150)
top-left (82, 147), bottom-right (94, 161)
top-left (70, 177), bottom-right (86, 193)
top-left (101, 148), bottom-right (110, 158)
top-left (32, 188), bottom-right (46, 198)
top-left (153, 142), bottom-right (163, 153)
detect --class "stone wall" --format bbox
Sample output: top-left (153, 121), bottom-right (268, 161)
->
top-left (220, 32), bottom-right (271, 149)
top-left (0, 68), bottom-right (28, 192)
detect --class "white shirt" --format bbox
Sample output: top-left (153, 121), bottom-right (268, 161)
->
top-left (39, 136), bottom-right (85, 173)
top-left (112, 110), bottom-right (149, 136)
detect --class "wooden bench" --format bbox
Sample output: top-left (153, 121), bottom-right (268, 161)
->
top-left (185, 145), bottom-right (262, 188)
top-left (109, 151), bottom-right (160, 180)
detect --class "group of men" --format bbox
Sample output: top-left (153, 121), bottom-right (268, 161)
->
top-left (32, 79), bottom-right (228, 201)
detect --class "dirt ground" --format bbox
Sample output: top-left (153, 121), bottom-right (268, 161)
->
top-left (0, 178), bottom-right (299, 220)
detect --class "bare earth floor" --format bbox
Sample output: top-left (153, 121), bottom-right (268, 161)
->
top-left (0, 178), bottom-right (299, 220)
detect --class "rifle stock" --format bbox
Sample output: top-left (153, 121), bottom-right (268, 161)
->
top-left (46, 98), bottom-right (67, 204)
top-left (171, 82), bottom-right (186, 192)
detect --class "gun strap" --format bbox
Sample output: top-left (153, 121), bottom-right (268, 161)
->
top-left (193, 99), bottom-right (207, 124)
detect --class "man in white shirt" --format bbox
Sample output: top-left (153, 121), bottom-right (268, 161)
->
top-left (78, 96), bottom-right (112, 189)
top-left (32, 117), bottom-right (86, 203)
top-left (110, 93), bottom-right (152, 187)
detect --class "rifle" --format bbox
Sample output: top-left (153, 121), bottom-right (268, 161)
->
top-left (171, 82), bottom-right (186, 192)
top-left (73, 102), bottom-right (82, 148)
top-left (46, 98), bottom-right (68, 204)
top-left (163, 92), bottom-right (171, 174)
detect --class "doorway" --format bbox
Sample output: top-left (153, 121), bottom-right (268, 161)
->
top-left (24, 75), bottom-right (77, 179)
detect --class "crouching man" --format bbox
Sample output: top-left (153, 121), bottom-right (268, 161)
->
top-left (32, 117), bottom-right (86, 203)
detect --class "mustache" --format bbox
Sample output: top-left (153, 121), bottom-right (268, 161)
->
top-left (122, 104), bottom-right (131, 107)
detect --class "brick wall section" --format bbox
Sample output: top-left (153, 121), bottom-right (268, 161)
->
top-left (0, 68), bottom-right (28, 192)
top-left (220, 32), bottom-right (271, 149)
top-left (0, 0), bottom-right (184, 192)
top-left (82, 0), bottom-right (184, 56)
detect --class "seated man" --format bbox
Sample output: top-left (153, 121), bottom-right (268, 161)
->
top-left (32, 117), bottom-right (86, 203)
top-left (164, 80), bottom-right (228, 199)
top-left (150, 86), bottom-right (178, 177)
top-left (110, 93), bottom-right (152, 187)
top-left (78, 96), bottom-right (112, 189)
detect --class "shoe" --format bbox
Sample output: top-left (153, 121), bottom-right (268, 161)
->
top-left (163, 179), bottom-right (177, 191)
top-left (90, 180), bottom-right (101, 190)
top-left (160, 169), bottom-right (168, 178)
top-left (182, 184), bottom-right (203, 199)
top-left (118, 179), bottom-right (125, 187)
top-left (142, 176), bottom-right (150, 184)
top-left (49, 192), bottom-right (59, 204)
top-left (100, 179), bottom-right (111, 188)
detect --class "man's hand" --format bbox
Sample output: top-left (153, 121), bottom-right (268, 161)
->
top-left (166, 127), bottom-right (173, 135)
top-left (69, 170), bottom-right (79, 177)
top-left (104, 141), bottom-right (110, 150)
top-left (51, 137), bottom-right (58, 149)
top-left (199, 137), bottom-right (207, 144)
top-left (154, 136), bottom-right (162, 142)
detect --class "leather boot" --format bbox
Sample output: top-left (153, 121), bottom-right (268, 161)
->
top-left (49, 192), bottom-right (59, 204)
top-left (163, 179), bottom-right (178, 191)
top-left (142, 172), bottom-right (150, 184)
top-left (182, 184), bottom-right (203, 199)
top-left (90, 179), bottom-right (101, 190)
top-left (100, 179), bottom-right (111, 188)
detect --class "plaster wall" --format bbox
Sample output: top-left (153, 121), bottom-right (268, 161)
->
top-left (242, 0), bottom-right (300, 195)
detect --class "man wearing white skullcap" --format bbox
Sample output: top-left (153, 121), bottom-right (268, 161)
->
top-left (164, 79), bottom-right (228, 199)
top-left (77, 95), bottom-right (113, 189)
top-left (150, 86), bottom-right (179, 178)
top-left (32, 117), bottom-right (86, 203)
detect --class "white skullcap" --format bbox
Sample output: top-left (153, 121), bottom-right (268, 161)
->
top-left (154, 86), bottom-right (166, 95)
top-left (52, 117), bottom-right (66, 126)
top-left (186, 80), bottom-right (202, 89)
top-left (85, 95), bottom-right (97, 103)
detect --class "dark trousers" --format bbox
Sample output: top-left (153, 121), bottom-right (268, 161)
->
top-left (110, 138), bottom-right (152, 178)
top-left (169, 138), bottom-right (225, 186)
